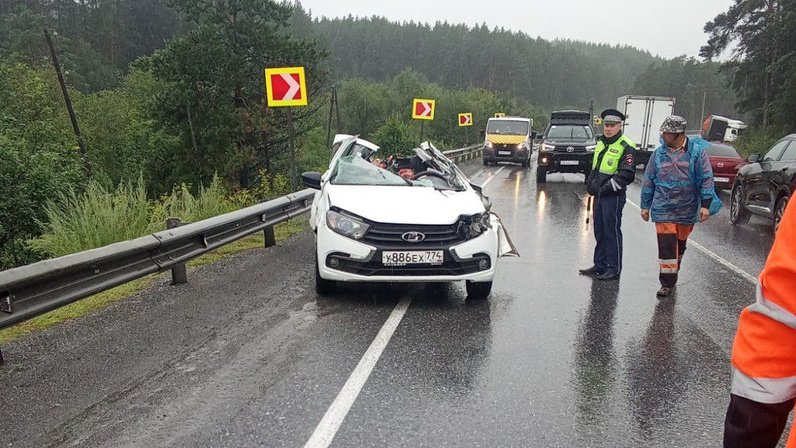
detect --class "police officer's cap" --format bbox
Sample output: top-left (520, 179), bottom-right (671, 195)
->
top-left (600, 109), bottom-right (626, 124)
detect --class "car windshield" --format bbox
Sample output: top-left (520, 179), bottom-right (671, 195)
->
top-left (546, 125), bottom-right (593, 140)
top-left (330, 155), bottom-right (432, 187)
top-left (487, 120), bottom-right (529, 135)
top-left (706, 144), bottom-right (740, 158)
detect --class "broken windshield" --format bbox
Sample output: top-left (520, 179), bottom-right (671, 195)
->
top-left (330, 156), bottom-right (432, 187)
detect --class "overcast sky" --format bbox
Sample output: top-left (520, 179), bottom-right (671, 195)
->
top-left (298, 0), bottom-right (734, 59)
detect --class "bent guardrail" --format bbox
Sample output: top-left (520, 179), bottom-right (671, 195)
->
top-left (0, 144), bottom-right (482, 364)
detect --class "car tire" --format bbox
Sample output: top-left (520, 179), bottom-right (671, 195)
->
top-left (774, 195), bottom-right (790, 232)
top-left (583, 169), bottom-right (591, 184)
top-left (466, 280), bottom-right (492, 299)
top-left (536, 166), bottom-right (547, 183)
top-left (315, 256), bottom-right (337, 295)
top-left (483, 158), bottom-right (488, 166)
top-left (730, 184), bottom-right (750, 225)
top-left (522, 159), bottom-right (529, 168)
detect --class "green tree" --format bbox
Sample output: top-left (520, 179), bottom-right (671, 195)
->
top-left (145, 0), bottom-right (326, 189)
top-left (0, 58), bottom-right (85, 268)
top-left (702, 0), bottom-right (796, 130)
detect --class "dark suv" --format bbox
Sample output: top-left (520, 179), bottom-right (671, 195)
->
top-left (537, 110), bottom-right (596, 183)
top-left (730, 133), bottom-right (796, 232)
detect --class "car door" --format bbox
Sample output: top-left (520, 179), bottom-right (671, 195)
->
top-left (771, 138), bottom-right (796, 206)
top-left (747, 139), bottom-right (790, 211)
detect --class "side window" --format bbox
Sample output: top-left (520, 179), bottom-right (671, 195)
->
top-left (763, 140), bottom-right (790, 161)
top-left (779, 140), bottom-right (796, 162)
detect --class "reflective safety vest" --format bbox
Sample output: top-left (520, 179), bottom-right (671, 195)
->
top-left (730, 198), bottom-right (796, 447)
top-left (592, 135), bottom-right (636, 175)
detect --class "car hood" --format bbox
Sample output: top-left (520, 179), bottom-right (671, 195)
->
top-left (544, 138), bottom-right (595, 145)
top-left (327, 184), bottom-right (485, 225)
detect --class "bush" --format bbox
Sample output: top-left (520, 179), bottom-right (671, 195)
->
top-left (29, 179), bottom-right (152, 258)
top-left (733, 126), bottom-right (791, 158)
top-left (30, 175), bottom-right (244, 258)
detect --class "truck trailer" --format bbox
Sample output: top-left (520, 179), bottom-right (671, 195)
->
top-left (615, 95), bottom-right (675, 166)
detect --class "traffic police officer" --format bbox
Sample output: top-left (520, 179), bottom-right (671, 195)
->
top-left (579, 109), bottom-right (637, 280)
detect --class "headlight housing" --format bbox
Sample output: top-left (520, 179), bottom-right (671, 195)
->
top-left (326, 209), bottom-right (370, 240)
top-left (541, 144), bottom-right (555, 152)
top-left (458, 212), bottom-right (492, 240)
top-left (484, 141), bottom-right (494, 149)
top-left (517, 142), bottom-right (528, 150)
top-left (586, 144), bottom-right (597, 152)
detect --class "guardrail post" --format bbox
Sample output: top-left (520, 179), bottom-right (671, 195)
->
top-left (0, 347), bottom-right (4, 365)
top-left (264, 226), bottom-right (276, 248)
top-left (166, 218), bottom-right (188, 285)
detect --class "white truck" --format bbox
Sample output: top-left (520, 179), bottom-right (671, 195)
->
top-left (701, 114), bottom-right (747, 142)
top-left (615, 95), bottom-right (675, 166)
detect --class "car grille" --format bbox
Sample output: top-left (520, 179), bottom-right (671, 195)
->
top-left (362, 223), bottom-right (466, 249)
top-left (554, 146), bottom-right (586, 153)
top-left (328, 253), bottom-right (490, 277)
top-left (494, 144), bottom-right (515, 154)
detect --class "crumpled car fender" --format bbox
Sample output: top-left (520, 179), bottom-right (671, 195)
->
top-left (490, 213), bottom-right (519, 258)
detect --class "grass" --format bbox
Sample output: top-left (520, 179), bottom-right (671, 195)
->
top-left (0, 217), bottom-right (309, 345)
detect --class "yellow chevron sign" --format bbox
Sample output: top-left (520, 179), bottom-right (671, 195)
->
top-left (458, 113), bottom-right (473, 127)
top-left (494, 112), bottom-right (506, 118)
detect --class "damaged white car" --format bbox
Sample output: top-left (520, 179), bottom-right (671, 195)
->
top-left (301, 135), bottom-right (517, 299)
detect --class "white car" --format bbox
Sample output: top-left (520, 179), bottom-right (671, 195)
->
top-left (301, 135), bottom-right (517, 299)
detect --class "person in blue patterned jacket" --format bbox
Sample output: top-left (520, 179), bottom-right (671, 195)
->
top-left (640, 115), bottom-right (716, 298)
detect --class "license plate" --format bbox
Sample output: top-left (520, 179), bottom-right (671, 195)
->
top-left (714, 176), bottom-right (730, 183)
top-left (382, 250), bottom-right (444, 266)
top-left (498, 151), bottom-right (512, 156)
top-left (560, 160), bottom-right (579, 166)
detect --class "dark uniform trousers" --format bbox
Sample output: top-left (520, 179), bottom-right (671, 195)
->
top-left (593, 192), bottom-right (626, 273)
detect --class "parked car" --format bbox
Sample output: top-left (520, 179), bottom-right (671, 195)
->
top-left (730, 133), bottom-right (796, 231)
top-left (537, 110), bottom-right (596, 183)
top-left (302, 135), bottom-right (518, 298)
top-left (706, 142), bottom-right (746, 190)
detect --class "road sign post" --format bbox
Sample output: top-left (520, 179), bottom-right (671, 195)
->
top-left (265, 67), bottom-right (308, 190)
top-left (412, 98), bottom-right (435, 143)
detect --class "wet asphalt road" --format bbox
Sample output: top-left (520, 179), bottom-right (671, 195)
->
top-left (0, 154), bottom-right (780, 447)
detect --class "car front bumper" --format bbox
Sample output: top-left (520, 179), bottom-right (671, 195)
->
top-left (538, 152), bottom-right (592, 173)
top-left (483, 146), bottom-right (530, 163)
top-left (316, 223), bottom-right (497, 283)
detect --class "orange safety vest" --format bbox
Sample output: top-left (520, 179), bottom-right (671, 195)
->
top-left (730, 198), bottom-right (796, 447)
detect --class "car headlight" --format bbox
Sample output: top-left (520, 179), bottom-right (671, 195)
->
top-left (458, 212), bottom-right (492, 240)
top-left (541, 144), bottom-right (555, 152)
top-left (586, 144), bottom-right (597, 152)
top-left (326, 209), bottom-right (370, 240)
top-left (517, 142), bottom-right (528, 150)
top-left (485, 141), bottom-right (494, 149)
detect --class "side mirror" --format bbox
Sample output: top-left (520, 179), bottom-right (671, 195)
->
top-left (530, 131), bottom-right (537, 140)
top-left (301, 171), bottom-right (322, 190)
top-left (747, 153), bottom-right (761, 163)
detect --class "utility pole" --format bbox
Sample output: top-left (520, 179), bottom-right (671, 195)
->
top-left (700, 91), bottom-right (707, 125)
top-left (44, 27), bottom-right (92, 179)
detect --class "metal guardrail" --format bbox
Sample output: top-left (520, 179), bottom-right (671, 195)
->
top-left (0, 143), bottom-right (483, 364)
top-left (443, 144), bottom-right (482, 162)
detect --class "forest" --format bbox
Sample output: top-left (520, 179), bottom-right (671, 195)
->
top-left (1, 0), bottom-right (791, 269)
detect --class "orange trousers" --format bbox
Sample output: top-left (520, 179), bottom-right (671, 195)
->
top-left (655, 223), bottom-right (694, 287)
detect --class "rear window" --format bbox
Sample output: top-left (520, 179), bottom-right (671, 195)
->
top-left (706, 144), bottom-right (740, 158)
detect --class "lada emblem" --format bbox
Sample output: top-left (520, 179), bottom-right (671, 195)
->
top-left (402, 231), bottom-right (425, 243)
top-left (566, 146), bottom-right (574, 153)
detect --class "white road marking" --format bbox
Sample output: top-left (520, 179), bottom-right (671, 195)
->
top-left (480, 166), bottom-right (506, 190)
top-left (625, 198), bottom-right (757, 285)
top-left (304, 297), bottom-right (413, 448)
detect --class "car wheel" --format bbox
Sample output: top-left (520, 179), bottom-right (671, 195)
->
top-left (730, 184), bottom-right (750, 225)
top-left (583, 170), bottom-right (591, 184)
top-left (315, 256), bottom-right (337, 295)
top-left (536, 166), bottom-right (547, 183)
top-left (466, 280), bottom-right (492, 299)
top-left (774, 195), bottom-right (790, 232)
top-left (483, 158), bottom-right (488, 166)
